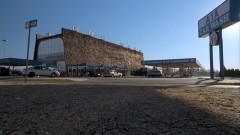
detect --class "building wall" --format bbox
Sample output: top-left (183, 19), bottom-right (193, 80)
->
top-left (61, 28), bottom-right (144, 69)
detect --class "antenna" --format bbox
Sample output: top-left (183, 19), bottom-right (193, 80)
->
top-left (88, 31), bottom-right (93, 36)
top-left (101, 36), bottom-right (105, 40)
top-left (72, 26), bottom-right (78, 32)
top-left (45, 32), bottom-right (51, 36)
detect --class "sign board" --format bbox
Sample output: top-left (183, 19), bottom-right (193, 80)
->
top-left (25, 19), bottom-right (37, 29)
top-left (198, 0), bottom-right (240, 38)
top-left (141, 58), bottom-right (196, 65)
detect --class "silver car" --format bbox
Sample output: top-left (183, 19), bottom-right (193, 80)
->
top-left (22, 66), bottom-right (60, 77)
top-left (103, 70), bottom-right (122, 77)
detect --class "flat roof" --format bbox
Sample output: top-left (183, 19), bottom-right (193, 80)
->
top-left (141, 58), bottom-right (203, 68)
top-left (0, 58), bottom-right (42, 66)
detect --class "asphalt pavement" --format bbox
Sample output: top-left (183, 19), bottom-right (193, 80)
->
top-left (0, 76), bottom-right (240, 88)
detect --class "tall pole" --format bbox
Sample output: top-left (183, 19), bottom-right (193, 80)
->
top-left (2, 39), bottom-right (8, 58)
top-left (24, 19), bottom-right (37, 83)
top-left (4, 42), bottom-right (5, 58)
top-left (209, 41), bottom-right (214, 79)
top-left (219, 28), bottom-right (224, 80)
top-left (25, 27), bottom-right (31, 83)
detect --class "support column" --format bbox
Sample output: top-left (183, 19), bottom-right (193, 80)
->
top-left (209, 42), bottom-right (214, 79)
top-left (219, 28), bottom-right (224, 80)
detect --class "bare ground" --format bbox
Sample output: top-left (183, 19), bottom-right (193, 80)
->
top-left (0, 85), bottom-right (239, 135)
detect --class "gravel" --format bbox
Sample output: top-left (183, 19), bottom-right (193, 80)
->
top-left (0, 85), bottom-right (239, 135)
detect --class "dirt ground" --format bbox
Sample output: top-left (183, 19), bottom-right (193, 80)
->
top-left (0, 85), bottom-right (239, 135)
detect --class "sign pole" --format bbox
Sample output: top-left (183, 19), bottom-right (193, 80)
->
top-left (219, 28), bottom-right (224, 80)
top-left (24, 19), bottom-right (37, 83)
top-left (209, 40), bottom-right (214, 79)
top-left (25, 27), bottom-right (31, 83)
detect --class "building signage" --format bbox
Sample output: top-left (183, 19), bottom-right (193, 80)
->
top-left (141, 58), bottom-right (196, 65)
top-left (198, 0), bottom-right (240, 38)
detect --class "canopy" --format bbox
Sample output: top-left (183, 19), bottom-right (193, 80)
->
top-left (0, 58), bottom-right (42, 66)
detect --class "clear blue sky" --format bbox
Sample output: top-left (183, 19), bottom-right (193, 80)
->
top-left (0, 0), bottom-right (239, 70)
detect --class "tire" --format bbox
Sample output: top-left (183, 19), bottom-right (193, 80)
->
top-left (51, 73), bottom-right (57, 77)
top-left (28, 72), bottom-right (35, 77)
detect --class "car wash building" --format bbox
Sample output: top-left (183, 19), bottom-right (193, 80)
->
top-left (34, 28), bottom-right (144, 76)
top-left (142, 58), bottom-right (205, 77)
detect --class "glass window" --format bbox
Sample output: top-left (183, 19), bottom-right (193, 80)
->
top-left (37, 38), bottom-right (64, 61)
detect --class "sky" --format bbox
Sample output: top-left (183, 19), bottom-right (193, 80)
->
top-left (0, 0), bottom-right (239, 70)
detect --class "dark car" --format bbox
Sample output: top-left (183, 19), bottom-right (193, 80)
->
top-left (0, 67), bottom-right (11, 76)
top-left (12, 70), bottom-right (22, 76)
top-left (84, 71), bottom-right (100, 77)
top-left (147, 70), bottom-right (162, 77)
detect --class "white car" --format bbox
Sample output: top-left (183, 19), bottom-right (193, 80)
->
top-left (103, 70), bottom-right (122, 77)
top-left (22, 66), bottom-right (60, 77)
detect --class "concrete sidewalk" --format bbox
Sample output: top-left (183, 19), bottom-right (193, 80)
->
top-left (197, 77), bottom-right (240, 88)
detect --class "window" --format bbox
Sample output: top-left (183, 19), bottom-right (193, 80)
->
top-left (37, 38), bottom-right (64, 61)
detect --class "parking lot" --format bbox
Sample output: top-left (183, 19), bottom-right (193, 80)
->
top-left (0, 79), bottom-right (239, 134)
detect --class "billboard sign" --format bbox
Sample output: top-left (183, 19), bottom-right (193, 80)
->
top-left (141, 58), bottom-right (196, 65)
top-left (198, 0), bottom-right (240, 38)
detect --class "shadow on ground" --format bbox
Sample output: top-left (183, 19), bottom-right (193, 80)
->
top-left (0, 85), bottom-right (239, 134)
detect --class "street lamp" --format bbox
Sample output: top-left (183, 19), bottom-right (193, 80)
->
top-left (2, 39), bottom-right (8, 58)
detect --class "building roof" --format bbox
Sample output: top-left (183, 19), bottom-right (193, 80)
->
top-left (141, 58), bottom-right (203, 68)
top-left (0, 58), bottom-right (42, 66)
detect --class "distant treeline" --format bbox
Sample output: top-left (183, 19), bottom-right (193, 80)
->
top-left (224, 68), bottom-right (240, 77)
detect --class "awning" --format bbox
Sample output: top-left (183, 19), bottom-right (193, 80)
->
top-left (141, 58), bottom-right (203, 68)
top-left (0, 58), bottom-right (42, 66)
top-left (67, 63), bottom-right (99, 68)
top-left (111, 65), bottom-right (132, 70)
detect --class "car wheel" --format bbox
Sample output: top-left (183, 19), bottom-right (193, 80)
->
top-left (51, 73), bottom-right (57, 77)
top-left (28, 72), bottom-right (35, 77)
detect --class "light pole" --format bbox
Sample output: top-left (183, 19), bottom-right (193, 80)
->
top-left (2, 39), bottom-right (8, 58)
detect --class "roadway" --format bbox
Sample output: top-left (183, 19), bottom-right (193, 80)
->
top-left (1, 76), bottom-right (240, 88)
top-left (67, 77), bottom-right (212, 87)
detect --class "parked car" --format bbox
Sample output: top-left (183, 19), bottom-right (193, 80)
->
top-left (147, 70), bottom-right (162, 77)
top-left (103, 70), bottom-right (122, 77)
top-left (22, 66), bottom-right (60, 77)
top-left (0, 67), bottom-right (11, 76)
top-left (84, 71), bottom-right (101, 77)
top-left (12, 69), bottom-right (22, 76)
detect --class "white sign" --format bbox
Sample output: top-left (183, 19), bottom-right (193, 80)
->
top-left (210, 31), bottom-right (218, 46)
top-left (25, 19), bottom-right (37, 29)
